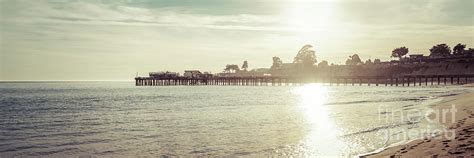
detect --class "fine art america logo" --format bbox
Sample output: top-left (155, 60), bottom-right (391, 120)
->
top-left (378, 104), bottom-right (457, 145)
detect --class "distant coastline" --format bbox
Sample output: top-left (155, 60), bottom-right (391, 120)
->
top-left (136, 43), bottom-right (474, 81)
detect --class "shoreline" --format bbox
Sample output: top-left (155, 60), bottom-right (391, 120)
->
top-left (364, 86), bottom-right (474, 157)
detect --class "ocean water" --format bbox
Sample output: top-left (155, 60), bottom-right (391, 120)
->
top-left (0, 82), bottom-right (469, 157)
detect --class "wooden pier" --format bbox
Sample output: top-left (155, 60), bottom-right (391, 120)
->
top-left (135, 75), bottom-right (474, 87)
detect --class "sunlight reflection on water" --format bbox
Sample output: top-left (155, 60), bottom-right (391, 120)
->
top-left (293, 83), bottom-right (347, 156)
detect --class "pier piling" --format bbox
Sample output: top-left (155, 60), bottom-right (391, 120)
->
top-left (134, 75), bottom-right (474, 87)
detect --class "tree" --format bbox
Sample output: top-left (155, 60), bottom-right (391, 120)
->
top-left (346, 54), bottom-right (362, 65)
top-left (345, 59), bottom-right (352, 65)
top-left (241, 61), bottom-right (248, 71)
top-left (429, 44), bottom-right (451, 57)
top-left (453, 43), bottom-right (466, 54)
top-left (224, 64), bottom-right (240, 73)
top-left (318, 60), bottom-right (328, 67)
top-left (374, 59), bottom-right (381, 64)
top-left (270, 56), bottom-right (283, 70)
top-left (391, 47), bottom-right (409, 60)
top-left (351, 54), bottom-right (362, 64)
top-left (365, 59), bottom-right (373, 65)
top-left (293, 44), bottom-right (317, 68)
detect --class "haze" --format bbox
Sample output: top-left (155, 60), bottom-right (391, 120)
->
top-left (0, 0), bottom-right (473, 80)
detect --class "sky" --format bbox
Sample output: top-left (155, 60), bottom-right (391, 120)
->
top-left (0, 0), bottom-right (473, 80)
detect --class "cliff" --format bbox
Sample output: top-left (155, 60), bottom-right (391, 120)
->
top-left (272, 62), bottom-right (474, 77)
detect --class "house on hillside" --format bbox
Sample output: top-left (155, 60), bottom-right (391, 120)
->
top-left (408, 54), bottom-right (429, 63)
top-left (409, 54), bottom-right (424, 59)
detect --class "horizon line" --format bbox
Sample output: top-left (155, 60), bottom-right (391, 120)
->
top-left (0, 80), bottom-right (134, 82)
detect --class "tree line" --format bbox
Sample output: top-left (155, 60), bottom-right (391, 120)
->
top-left (272, 43), bottom-right (473, 71)
top-left (392, 43), bottom-right (473, 60)
top-left (224, 43), bottom-right (472, 73)
top-left (223, 60), bottom-right (248, 73)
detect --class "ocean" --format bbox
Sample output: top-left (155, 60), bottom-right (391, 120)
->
top-left (0, 82), bottom-right (469, 157)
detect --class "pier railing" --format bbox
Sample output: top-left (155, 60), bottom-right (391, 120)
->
top-left (135, 74), bottom-right (474, 87)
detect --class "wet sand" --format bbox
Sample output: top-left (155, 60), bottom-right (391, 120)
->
top-left (366, 90), bottom-right (474, 158)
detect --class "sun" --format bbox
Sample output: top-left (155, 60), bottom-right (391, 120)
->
top-left (281, 0), bottom-right (338, 44)
top-left (285, 0), bottom-right (334, 32)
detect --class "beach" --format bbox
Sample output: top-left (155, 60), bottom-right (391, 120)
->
top-left (367, 88), bottom-right (474, 158)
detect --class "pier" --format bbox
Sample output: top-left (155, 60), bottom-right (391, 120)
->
top-left (135, 75), bottom-right (474, 87)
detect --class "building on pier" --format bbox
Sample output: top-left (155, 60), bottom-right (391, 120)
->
top-left (149, 71), bottom-right (179, 78)
top-left (184, 70), bottom-right (202, 78)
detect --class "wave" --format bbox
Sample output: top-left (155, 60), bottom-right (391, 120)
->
top-left (325, 100), bottom-right (373, 105)
top-left (325, 97), bottom-right (428, 106)
top-left (342, 121), bottom-right (418, 138)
